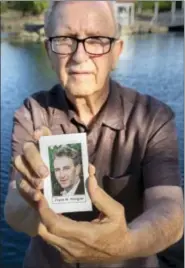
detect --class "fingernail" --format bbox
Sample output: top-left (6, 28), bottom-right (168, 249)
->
top-left (33, 129), bottom-right (41, 140)
top-left (33, 192), bottom-right (41, 201)
top-left (37, 196), bottom-right (45, 210)
top-left (38, 165), bottom-right (48, 177)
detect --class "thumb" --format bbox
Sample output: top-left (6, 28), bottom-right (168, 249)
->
top-left (88, 164), bottom-right (124, 220)
top-left (37, 194), bottom-right (59, 230)
top-left (33, 126), bottom-right (52, 141)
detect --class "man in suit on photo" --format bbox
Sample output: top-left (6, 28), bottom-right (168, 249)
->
top-left (53, 146), bottom-right (85, 196)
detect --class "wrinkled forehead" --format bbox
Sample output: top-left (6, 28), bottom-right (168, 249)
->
top-left (50, 1), bottom-right (116, 37)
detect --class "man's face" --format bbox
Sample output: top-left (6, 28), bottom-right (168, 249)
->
top-left (54, 156), bottom-right (80, 189)
top-left (46, 1), bottom-right (123, 97)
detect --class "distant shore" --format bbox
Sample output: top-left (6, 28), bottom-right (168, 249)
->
top-left (1, 10), bottom-right (182, 42)
top-left (1, 10), bottom-right (45, 42)
top-left (121, 21), bottom-right (168, 36)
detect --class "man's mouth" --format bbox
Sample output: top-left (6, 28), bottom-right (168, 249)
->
top-left (60, 179), bottom-right (68, 183)
top-left (70, 72), bottom-right (92, 75)
top-left (69, 70), bottom-right (93, 75)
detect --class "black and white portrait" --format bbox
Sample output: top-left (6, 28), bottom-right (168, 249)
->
top-left (50, 144), bottom-right (85, 197)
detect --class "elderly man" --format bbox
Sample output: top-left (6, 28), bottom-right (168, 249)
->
top-left (4, 1), bottom-right (183, 268)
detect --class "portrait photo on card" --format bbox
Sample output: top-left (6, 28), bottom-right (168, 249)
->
top-left (49, 143), bottom-right (85, 198)
top-left (39, 133), bottom-right (92, 213)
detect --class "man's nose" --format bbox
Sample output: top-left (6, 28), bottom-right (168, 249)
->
top-left (59, 170), bottom-right (64, 178)
top-left (72, 42), bottom-right (89, 63)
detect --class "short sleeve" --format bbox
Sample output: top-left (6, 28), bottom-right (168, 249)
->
top-left (10, 99), bottom-right (34, 182)
top-left (142, 105), bottom-right (182, 189)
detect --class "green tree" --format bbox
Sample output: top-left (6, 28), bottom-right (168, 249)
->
top-left (136, 1), bottom-right (171, 13)
top-left (32, 1), bottom-right (48, 15)
top-left (0, 2), bottom-right (8, 13)
top-left (158, 1), bottom-right (172, 12)
top-left (10, 1), bottom-right (48, 16)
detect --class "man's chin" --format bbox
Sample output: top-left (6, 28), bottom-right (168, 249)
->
top-left (61, 185), bottom-right (69, 189)
top-left (65, 83), bottom-right (99, 97)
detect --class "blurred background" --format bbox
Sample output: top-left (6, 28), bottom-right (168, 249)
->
top-left (1, 1), bottom-right (184, 267)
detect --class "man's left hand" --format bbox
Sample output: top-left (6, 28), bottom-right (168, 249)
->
top-left (37, 165), bottom-right (132, 264)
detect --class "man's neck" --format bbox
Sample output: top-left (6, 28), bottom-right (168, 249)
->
top-left (66, 80), bottom-right (110, 126)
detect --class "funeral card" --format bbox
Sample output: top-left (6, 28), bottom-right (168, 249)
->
top-left (39, 133), bottom-right (92, 213)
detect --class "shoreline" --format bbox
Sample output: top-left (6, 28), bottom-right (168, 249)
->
top-left (0, 24), bottom-right (171, 43)
top-left (1, 10), bottom-right (183, 43)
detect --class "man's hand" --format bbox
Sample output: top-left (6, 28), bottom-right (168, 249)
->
top-left (37, 165), bottom-right (131, 264)
top-left (12, 126), bottom-right (51, 236)
top-left (14, 126), bottom-right (51, 206)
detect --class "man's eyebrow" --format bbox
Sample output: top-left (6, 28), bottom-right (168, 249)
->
top-left (84, 31), bottom-right (105, 36)
top-left (54, 165), bottom-right (70, 170)
top-left (63, 165), bottom-right (70, 168)
top-left (55, 26), bottom-right (106, 37)
top-left (54, 25), bottom-right (76, 35)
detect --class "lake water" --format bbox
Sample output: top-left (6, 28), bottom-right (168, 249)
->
top-left (1, 32), bottom-right (184, 267)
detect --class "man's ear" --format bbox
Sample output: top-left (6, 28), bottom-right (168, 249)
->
top-left (112, 40), bottom-right (124, 70)
top-left (44, 39), bottom-right (50, 57)
top-left (44, 39), bottom-right (55, 70)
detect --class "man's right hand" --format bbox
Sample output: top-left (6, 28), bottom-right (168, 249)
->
top-left (14, 126), bottom-right (51, 208)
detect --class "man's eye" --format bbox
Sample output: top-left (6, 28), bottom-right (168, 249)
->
top-left (54, 37), bottom-right (72, 45)
top-left (87, 38), bottom-right (110, 45)
top-left (87, 38), bottom-right (101, 44)
top-left (63, 166), bottom-right (70, 170)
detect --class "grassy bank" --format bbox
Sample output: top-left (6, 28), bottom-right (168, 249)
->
top-left (1, 10), bottom-right (44, 32)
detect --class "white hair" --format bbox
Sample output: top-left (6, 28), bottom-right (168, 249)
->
top-left (44, 0), bottom-right (120, 37)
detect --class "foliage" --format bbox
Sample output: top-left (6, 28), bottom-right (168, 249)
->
top-left (8, 1), bottom-right (48, 16)
top-left (136, 1), bottom-right (172, 12)
top-left (158, 1), bottom-right (172, 12)
top-left (32, 1), bottom-right (48, 15)
top-left (0, 2), bottom-right (8, 13)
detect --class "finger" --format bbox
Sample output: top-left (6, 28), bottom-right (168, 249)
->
top-left (37, 195), bottom-right (60, 232)
top-left (14, 155), bottom-right (44, 189)
top-left (45, 240), bottom-right (76, 264)
top-left (88, 174), bottom-right (125, 221)
top-left (23, 142), bottom-right (49, 178)
top-left (63, 256), bottom-right (76, 264)
top-left (60, 249), bottom-right (76, 264)
top-left (88, 163), bottom-right (96, 176)
top-left (41, 230), bottom-right (111, 263)
top-left (38, 223), bottom-right (78, 262)
top-left (17, 177), bottom-right (42, 206)
top-left (91, 212), bottom-right (105, 223)
top-left (37, 196), bottom-right (92, 239)
top-left (33, 126), bottom-right (52, 141)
